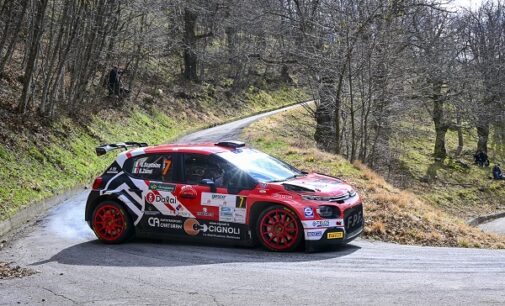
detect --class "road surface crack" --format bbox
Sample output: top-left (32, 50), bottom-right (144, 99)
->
top-left (42, 287), bottom-right (77, 304)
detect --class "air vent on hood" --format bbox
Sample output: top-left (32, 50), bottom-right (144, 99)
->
top-left (282, 183), bottom-right (315, 192)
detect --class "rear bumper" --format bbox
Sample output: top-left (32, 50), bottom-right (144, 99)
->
top-left (305, 225), bottom-right (363, 252)
top-left (85, 190), bottom-right (100, 226)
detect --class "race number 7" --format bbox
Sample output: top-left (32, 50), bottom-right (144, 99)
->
top-left (235, 196), bottom-right (246, 208)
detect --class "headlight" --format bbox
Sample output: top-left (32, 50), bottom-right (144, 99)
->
top-left (348, 189), bottom-right (357, 197)
top-left (316, 205), bottom-right (340, 218)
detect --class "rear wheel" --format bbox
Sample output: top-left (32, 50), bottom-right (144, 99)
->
top-left (92, 201), bottom-right (133, 244)
top-left (256, 205), bottom-right (302, 252)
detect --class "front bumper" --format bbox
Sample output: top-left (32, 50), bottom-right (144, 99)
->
top-left (304, 225), bottom-right (363, 252)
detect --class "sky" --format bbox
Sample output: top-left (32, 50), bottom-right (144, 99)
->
top-left (447, 0), bottom-right (484, 11)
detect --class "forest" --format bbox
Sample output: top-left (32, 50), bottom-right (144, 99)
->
top-left (1, 0), bottom-right (504, 170)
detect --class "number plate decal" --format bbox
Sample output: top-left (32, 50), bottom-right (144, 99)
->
top-left (327, 232), bottom-right (343, 239)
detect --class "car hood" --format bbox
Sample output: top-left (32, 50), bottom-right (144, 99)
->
top-left (280, 173), bottom-right (352, 196)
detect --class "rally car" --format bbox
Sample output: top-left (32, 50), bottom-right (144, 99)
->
top-left (85, 141), bottom-right (364, 252)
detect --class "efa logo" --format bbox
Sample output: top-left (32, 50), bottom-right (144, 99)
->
top-left (304, 207), bottom-right (314, 218)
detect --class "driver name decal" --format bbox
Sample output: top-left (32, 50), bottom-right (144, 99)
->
top-left (201, 192), bottom-right (238, 207)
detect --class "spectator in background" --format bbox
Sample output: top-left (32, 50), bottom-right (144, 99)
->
top-left (493, 164), bottom-right (504, 180)
top-left (107, 66), bottom-right (121, 96)
top-left (474, 150), bottom-right (489, 167)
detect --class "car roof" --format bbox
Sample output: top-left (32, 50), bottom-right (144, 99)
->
top-left (134, 143), bottom-right (237, 156)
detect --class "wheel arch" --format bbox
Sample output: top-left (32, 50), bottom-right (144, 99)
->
top-left (248, 201), bottom-right (299, 229)
top-left (85, 194), bottom-right (131, 223)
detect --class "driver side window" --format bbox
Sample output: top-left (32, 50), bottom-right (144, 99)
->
top-left (183, 154), bottom-right (227, 187)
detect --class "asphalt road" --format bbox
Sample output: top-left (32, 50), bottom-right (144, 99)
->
top-left (1, 104), bottom-right (505, 305)
top-left (174, 103), bottom-right (305, 144)
top-left (480, 217), bottom-right (505, 235)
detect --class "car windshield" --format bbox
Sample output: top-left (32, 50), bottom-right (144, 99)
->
top-left (217, 148), bottom-right (302, 183)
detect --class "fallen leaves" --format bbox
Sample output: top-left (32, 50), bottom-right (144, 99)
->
top-left (0, 261), bottom-right (36, 279)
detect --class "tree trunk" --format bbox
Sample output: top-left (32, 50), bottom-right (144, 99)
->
top-left (348, 52), bottom-right (356, 162)
top-left (18, 0), bottom-right (49, 114)
top-left (455, 112), bottom-right (464, 156)
top-left (432, 82), bottom-right (447, 160)
top-left (314, 75), bottom-right (336, 152)
top-left (0, 0), bottom-right (29, 75)
top-left (476, 121), bottom-right (489, 153)
top-left (183, 8), bottom-right (198, 81)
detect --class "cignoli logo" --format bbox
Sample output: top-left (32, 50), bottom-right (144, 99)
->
top-left (184, 218), bottom-right (203, 236)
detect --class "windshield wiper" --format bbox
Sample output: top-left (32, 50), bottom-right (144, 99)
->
top-left (268, 173), bottom-right (306, 183)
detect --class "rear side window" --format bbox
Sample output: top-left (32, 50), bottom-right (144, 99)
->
top-left (124, 154), bottom-right (174, 182)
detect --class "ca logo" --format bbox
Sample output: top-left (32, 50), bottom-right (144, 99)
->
top-left (148, 217), bottom-right (160, 227)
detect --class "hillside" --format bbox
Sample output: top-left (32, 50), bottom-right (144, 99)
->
top-left (243, 107), bottom-right (505, 249)
top-left (0, 74), bottom-right (308, 221)
top-left (388, 112), bottom-right (505, 220)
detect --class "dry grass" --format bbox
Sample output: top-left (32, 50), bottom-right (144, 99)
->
top-left (243, 108), bottom-right (505, 249)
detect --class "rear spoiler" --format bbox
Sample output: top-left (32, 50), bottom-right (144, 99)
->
top-left (95, 142), bottom-right (148, 156)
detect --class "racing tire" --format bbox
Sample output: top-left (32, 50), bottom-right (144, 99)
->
top-left (256, 205), bottom-right (303, 252)
top-left (92, 200), bottom-right (133, 244)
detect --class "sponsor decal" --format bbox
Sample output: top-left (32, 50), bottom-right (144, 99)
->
top-left (347, 211), bottom-right (363, 228)
top-left (197, 207), bottom-right (214, 217)
top-left (301, 219), bottom-right (344, 229)
top-left (327, 232), bottom-right (344, 239)
top-left (304, 207), bottom-right (314, 218)
top-left (304, 229), bottom-right (325, 240)
top-left (145, 192), bottom-right (178, 206)
top-left (183, 218), bottom-right (242, 239)
top-left (233, 208), bottom-right (247, 224)
top-left (307, 231), bottom-right (322, 237)
top-left (145, 191), bottom-right (194, 218)
top-left (312, 220), bottom-right (330, 227)
top-left (219, 207), bottom-right (234, 222)
top-left (201, 192), bottom-right (237, 207)
top-left (183, 218), bottom-right (201, 236)
top-left (273, 193), bottom-right (293, 200)
top-left (132, 160), bottom-right (161, 174)
top-left (149, 182), bottom-right (176, 192)
top-left (145, 192), bottom-right (157, 204)
top-left (143, 210), bottom-right (161, 216)
top-left (106, 166), bottom-right (119, 174)
top-left (148, 217), bottom-right (183, 229)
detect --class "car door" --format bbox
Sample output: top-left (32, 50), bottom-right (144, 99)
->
top-left (124, 153), bottom-right (197, 235)
top-left (178, 153), bottom-right (253, 241)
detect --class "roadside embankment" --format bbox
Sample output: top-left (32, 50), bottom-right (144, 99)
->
top-left (243, 107), bottom-right (505, 249)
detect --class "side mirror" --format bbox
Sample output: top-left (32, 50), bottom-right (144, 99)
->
top-left (200, 178), bottom-right (216, 193)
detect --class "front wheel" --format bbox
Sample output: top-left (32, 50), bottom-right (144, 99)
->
top-left (92, 201), bottom-right (133, 244)
top-left (256, 205), bottom-right (303, 252)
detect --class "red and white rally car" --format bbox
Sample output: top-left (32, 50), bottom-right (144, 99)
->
top-left (85, 141), bottom-right (363, 252)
